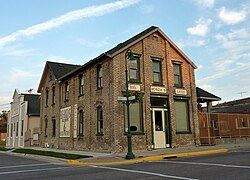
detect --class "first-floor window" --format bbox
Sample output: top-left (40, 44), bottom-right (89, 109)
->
top-left (125, 102), bottom-right (143, 133)
top-left (97, 106), bottom-right (103, 135)
top-left (16, 122), bottom-right (19, 136)
top-left (45, 118), bottom-right (48, 137)
top-left (78, 110), bottom-right (84, 136)
top-left (11, 124), bottom-right (13, 137)
top-left (21, 120), bottom-right (24, 136)
top-left (174, 100), bottom-right (190, 133)
top-left (52, 118), bottom-right (56, 137)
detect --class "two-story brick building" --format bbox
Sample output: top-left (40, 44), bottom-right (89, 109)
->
top-left (38, 26), bottom-right (200, 152)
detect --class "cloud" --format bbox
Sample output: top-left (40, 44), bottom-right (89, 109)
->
top-left (193, 0), bottom-right (215, 8)
top-left (218, 7), bottom-right (247, 25)
top-left (0, 0), bottom-right (140, 48)
top-left (139, 4), bottom-right (154, 14)
top-left (45, 56), bottom-right (73, 64)
top-left (77, 36), bottom-right (110, 48)
top-left (0, 46), bottom-right (37, 57)
top-left (10, 68), bottom-right (34, 79)
top-left (178, 38), bottom-right (208, 48)
top-left (187, 18), bottom-right (212, 36)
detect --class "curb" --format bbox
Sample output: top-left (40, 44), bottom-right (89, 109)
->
top-left (67, 148), bottom-right (229, 166)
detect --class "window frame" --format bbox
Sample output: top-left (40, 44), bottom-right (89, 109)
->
top-left (21, 119), bottom-right (24, 136)
top-left (174, 99), bottom-right (191, 134)
top-left (52, 118), bottom-right (56, 137)
top-left (96, 65), bottom-right (103, 89)
top-left (45, 88), bottom-right (49, 107)
top-left (96, 106), bottom-right (104, 135)
top-left (52, 86), bottom-right (55, 105)
top-left (173, 63), bottom-right (183, 87)
top-left (124, 101), bottom-right (144, 135)
top-left (128, 54), bottom-right (141, 83)
top-left (44, 118), bottom-right (48, 137)
top-left (152, 58), bottom-right (163, 85)
top-left (78, 110), bottom-right (84, 136)
top-left (65, 81), bottom-right (69, 101)
top-left (79, 74), bottom-right (84, 96)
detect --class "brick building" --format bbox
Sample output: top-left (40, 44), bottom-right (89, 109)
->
top-left (38, 26), bottom-right (200, 152)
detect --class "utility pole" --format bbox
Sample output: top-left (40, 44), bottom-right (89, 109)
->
top-left (237, 91), bottom-right (247, 98)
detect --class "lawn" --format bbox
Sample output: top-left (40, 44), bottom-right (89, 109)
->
top-left (13, 148), bottom-right (92, 160)
top-left (0, 147), bottom-right (9, 151)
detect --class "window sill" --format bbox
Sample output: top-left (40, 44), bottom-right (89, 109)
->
top-left (128, 80), bottom-right (141, 84)
top-left (51, 103), bottom-right (55, 106)
top-left (96, 133), bottom-right (104, 136)
top-left (152, 83), bottom-right (164, 87)
top-left (77, 135), bottom-right (84, 138)
top-left (45, 105), bottom-right (48, 108)
top-left (95, 87), bottom-right (103, 91)
top-left (174, 85), bottom-right (184, 88)
top-left (176, 131), bottom-right (192, 134)
top-left (78, 94), bottom-right (84, 98)
top-left (124, 132), bottom-right (145, 135)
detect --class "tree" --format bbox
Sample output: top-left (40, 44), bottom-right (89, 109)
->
top-left (0, 111), bottom-right (8, 133)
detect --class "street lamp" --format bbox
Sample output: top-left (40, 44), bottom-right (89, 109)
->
top-left (124, 49), bottom-right (135, 159)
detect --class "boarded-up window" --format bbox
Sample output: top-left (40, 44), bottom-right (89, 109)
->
top-left (174, 100), bottom-right (190, 133)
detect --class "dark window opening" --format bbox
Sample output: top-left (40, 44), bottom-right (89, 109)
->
top-left (173, 63), bottom-right (183, 87)
top-left (97, 106), bottom-right (103, 135)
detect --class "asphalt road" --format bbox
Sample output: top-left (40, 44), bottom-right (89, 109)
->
top-left (0, 148), bottom-right (250, 180)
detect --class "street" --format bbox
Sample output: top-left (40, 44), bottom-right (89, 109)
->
top-left (0, 149), bottom-right (250, 180)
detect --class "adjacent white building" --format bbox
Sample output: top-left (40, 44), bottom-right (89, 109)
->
top-left (6, 89), bottom-right (40, 148)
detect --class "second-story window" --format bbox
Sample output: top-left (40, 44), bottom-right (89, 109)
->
top-left (52, 86), bottom-right (55, 105)
top-left (65, 82), bottom-right (69, 101)
top-left (97, 65), bottom-right (103, 89)
top-left (152, 59), bottom-right (162, 84)
top-left (79, 75), bottom-right (84, 95)
top-left (45, 88), bottom-right (49, 107)
top-left (173, 63), bottom-right (183, 87)
top-left (128, 55), bottom-right (140, 82)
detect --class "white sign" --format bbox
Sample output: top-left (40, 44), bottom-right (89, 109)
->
top-left (175, 89), bottom-right (187, 95)
top-left (33, 133), bottom-right (39, 141)
top-left (60, 106), bottom-right (71, 137)
top-left (128, 84), bottom-right (140, 91)
top-left (151, 86), bottom-right (167, 93)
top-left (73, 104), bottom-right (78, 138)
top-left (117, 96), bottom-right (136, 101)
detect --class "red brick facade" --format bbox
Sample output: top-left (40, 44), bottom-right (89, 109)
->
top-left (39, 27), bottom-right (200, 152)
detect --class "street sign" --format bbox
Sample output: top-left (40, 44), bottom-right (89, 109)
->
top-left (117, 96), bottom-right (136, 101)
top-left (128, 96), bottom-right (135, 101)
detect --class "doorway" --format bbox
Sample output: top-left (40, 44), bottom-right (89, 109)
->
top-left (152, 108), bottom-right (169, 148)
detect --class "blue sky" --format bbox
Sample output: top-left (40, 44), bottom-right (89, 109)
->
top-left (0, 0), bottom-right (249, 110)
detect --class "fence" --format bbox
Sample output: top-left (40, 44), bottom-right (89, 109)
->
top-left (199, 112), bottom-right (250, 145)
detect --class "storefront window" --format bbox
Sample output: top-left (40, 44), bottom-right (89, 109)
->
top-left (174, 100), bottom-right (190, 133)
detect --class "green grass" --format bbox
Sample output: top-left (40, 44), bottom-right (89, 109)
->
top-left (0, 140), bottom-right (6, 147)
top-left (13, 149), bottom-right (92, 160)
top-left (0, 147), bottom-right (9, 151)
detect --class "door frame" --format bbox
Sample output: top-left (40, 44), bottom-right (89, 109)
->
top-left (151, 108), bottom-right (170, 148)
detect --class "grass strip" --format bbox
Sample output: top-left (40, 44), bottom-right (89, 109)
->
top-left (13, 148), bottom-right (92, 159)
top-left (0, 147), bottom-right (9, 151)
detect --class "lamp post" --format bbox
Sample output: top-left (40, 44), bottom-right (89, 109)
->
top-left (125, 49), bottom-right (135, 159)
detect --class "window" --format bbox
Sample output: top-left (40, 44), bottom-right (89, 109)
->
top-left (97, 65), bottom-right (103, 89)
top-left (174, 100), bottom-right (190, 133)
top-left (97, 106), bottom-right (103, 135)
top-left (16, 122), bottom-right (19, 136)
top-left (79, 75), bottom-right (84, 95)
top-left (152, 59), bottom-right (162, 84)
top-left (125, 102), bottom-right (143, 133)
top-left (173, 63), bottom-right (183, 87)
top-left (52, 86), bottom-right (55, 105)
top-left (21, 120), bottom-right (24, 136)
top-left (129, 55), bottom-right (140, 82)
top-left (65, 82), bottom-right (69, 101)
top-left (52, 118), bottom-right (56, 137)
top-left (78, 110), bottom-right (84, 136)
top-left (237, 118), bottom-right (249, 128)
top-left (45, 118), bottom-right (48, 137)
top-left (11, 124), bottom-right (13, 137)
top-left (45, 88), bottom-right (49, 107)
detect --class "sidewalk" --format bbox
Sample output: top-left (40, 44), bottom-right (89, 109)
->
top-left (17, 142), bottom-right (250, 165)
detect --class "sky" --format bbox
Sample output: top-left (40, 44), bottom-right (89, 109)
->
top-left (0, 0), bottom-right (249, 111)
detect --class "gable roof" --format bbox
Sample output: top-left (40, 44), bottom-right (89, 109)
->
top-left (196, 87), bottom-right (221, 102)
top-left (37, 61), bottom-right (81, 92)
top-left (22, 94), bottom-right (40, 116)
top-left (59, 26), bottom-right (197, 81)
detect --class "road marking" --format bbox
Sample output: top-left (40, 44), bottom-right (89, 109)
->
top-left (153, 160), bottom-right (250, 169)
top-left (90, 165), bottom-right (199, 180)
top-left (0, 163), bottom-right (61, 169)
top-left (0, 166), bottom-right (72, 175)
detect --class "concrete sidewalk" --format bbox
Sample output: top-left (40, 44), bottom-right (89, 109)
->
top-left (17, 142), bottom-right (250, 165)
